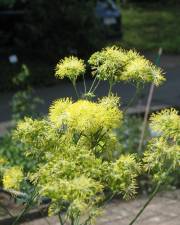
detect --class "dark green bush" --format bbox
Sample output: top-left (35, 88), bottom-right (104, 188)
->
top-left (0, 0), bottom-right (16, 8)
top-left (16, 0), bottom-right (103, 59)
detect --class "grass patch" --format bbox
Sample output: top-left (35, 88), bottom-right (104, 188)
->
top-left (118, 4), bottom-right (180, 53)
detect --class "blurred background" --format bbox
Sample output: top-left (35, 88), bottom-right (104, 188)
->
top-left (0, 0), bottom-right (180, 122)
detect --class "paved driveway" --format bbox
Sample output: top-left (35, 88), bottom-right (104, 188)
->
top-left (21, 190), bottom-right (180, 225)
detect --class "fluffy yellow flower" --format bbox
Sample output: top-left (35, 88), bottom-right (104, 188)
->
top-left (144, 137), bottom-right (180, 173)
top-left (3, 166), bottom-right (23, 190)
top-left (49, 97), bottom-right (122, 134)
top-left (55, 56), bottom-right (85, 81)
top-left (99, 95), bottom-right (120, 108)
top-left (89, 46), bottom-right (165, 86)
top-left (111, 154), bottom-right (141, 199)
top-left (150, 108), bottom-right (180, 141)
top-left (88, 46), bottom-right (127, 82)
top-left (49, 98), bottom-right (72, 126)
top-left (71, 100), bottom-right (121, 132)
top-left (121, 57), bottom-right (165, 86)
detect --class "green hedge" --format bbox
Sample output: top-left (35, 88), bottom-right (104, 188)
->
top-left (15, 0), bottom-right (103, 59)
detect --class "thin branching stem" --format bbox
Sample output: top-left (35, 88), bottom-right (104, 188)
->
top-left (128, 165), bottom-right (171, 225)
top-left (92, 79), bottom-right (101, 93)
top-left (82, 73), bottom-right (87, 94)
top-left (124, 83), bottom-right (142, 113)
top-left (58, 213), bottom-right (64, 225)
top-left (138, 48), bottom-right (162, 153)
top-left (138, 83), bottom-right (155, 153)
top-left (71, 216), bottom-right (75, 225)
top-left (74, 216), bottom-right (80, 225)
top-left (12, 189), bottom-right (37, 225)
top-left (108, 81), bottom-right (114, 96)
top-left (72, 81), bottom-right (79, 99)
top-left (0, 201), bottom-right (13, 218)
top-left (89, 76), bottom-right (97, 93)
top-left (12, 201), bottom-right (30, 225)
top-left (83, 214), bottom-right (93, 225)
top-left (128, 181), bottom-right (161, 225)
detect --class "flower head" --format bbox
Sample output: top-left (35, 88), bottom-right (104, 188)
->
top-left (110, 154), bottom-right (141, 199)
top-left (3, 166), bottom-right (23, 190)
top-left (143, 108), bottom-right (180, 182)
top-left (122, 56), bottom-right (165, 86)
top-left (88, 46), bottom-right (165, 86)
top-left (150, 108), bottom-right (180, 141)
top-left (88, 46), bottom-right (127, 82)
top-left (49, 97), bottom-right (122, 134)
top-left (49, 98), bottom-right (72, 126)
top-left (55, 56), bottom-right (85, 82)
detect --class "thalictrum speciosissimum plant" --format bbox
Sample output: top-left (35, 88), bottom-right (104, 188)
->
top-left (3, 46), bottom-right (179, 225)
top-left (144, 108), bottom-right (180, 181)
top-left (88, 46), bottom-right (165, 95)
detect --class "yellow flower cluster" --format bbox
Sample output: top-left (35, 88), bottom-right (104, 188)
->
top-left (88, 46), bottom-right (126, 82)
top-left (144, 137), bottom-right (180, 172)
top-left (89, 46), bottom-right (165, 86)
top-left (49, 96), bottom-right (122, 135)
top-left (150, 108), bottom-right (180, 141)
top-left (121, 57), bottom-right (165, 86)
top-left (49, 98), bottom-right (72, 125)
top-left (3, 166), bottom-right (23, 190)
top-left (11, 46), bottom-right (180, 224)
top-left (55, 56), bottom-right (85, 82)
top-left (14, 117), bottom-right (61, 156)
top-left (143, 108), bottom-right (180, 181)
top-left (110, 154), bottom-right (141, 199)
top-left (31, 144), bottom-right (107, 217)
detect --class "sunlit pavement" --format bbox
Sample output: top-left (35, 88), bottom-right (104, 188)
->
top-left (21, 190), bottom-right (180, 225)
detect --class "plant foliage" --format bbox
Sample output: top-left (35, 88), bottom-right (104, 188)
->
top-left (1, 46), bottom-right (179, 225)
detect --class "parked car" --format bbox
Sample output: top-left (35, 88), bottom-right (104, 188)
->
top-left (95, 0), bottom-right (122, 38)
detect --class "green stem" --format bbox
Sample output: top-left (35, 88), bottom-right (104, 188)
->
top-left (128, 182), bottom-right (161, 225)
top-left (58, 213), bottom-right (64, 225)
top-left (74, 216), bottom-right (80, 225)
top-left (138, 83), bottom-right (154, 153)
top-left (89, 76), bottom-right (97, 93)
top-left (71, 216), bottom-right (75, 225)
top-left (72, 81), bottom-right (79, 99)
top-left (124, 85), bottom-right (140, 113)
top-left (138, 48), bottom-right (162, 153)
top-left (12, 202), bottom-right (31, 225)
top-left (0, 201), bottom-right (13, 217)
top-left (83, 215), bottom-right (93, 225)
top-left (92, 79), bottom-right (101, 93)
top-left (108, 81), bottom-right (114, 96)
top-left (128, 164), bottom-right (171, 225)
top-left (82, 73), bottom-right (87, 94)
top-left (12, 190), bottom-right (37, 225)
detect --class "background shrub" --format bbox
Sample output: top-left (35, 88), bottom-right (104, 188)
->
top-left (15, 0), bottom-right (103, 59)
